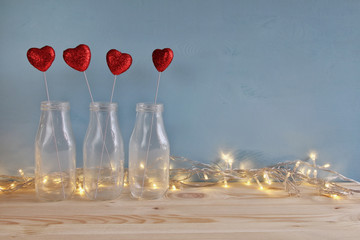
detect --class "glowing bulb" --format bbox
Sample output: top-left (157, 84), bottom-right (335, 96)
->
top-left (331, 194), bottom-right (340, 200)
top-left (172, 185), bottom-right (177, 190)
top-left (306, 169), bottom-right (311, 176)
top-left (313, 169), bottom-right (318, 178)
top-left (43, 176), bottom-right (48, 184)
top-left (259, 185), bottom-right (264, 190)
top-left (223, 179), bottom-right (229, 188)
top-left (295, 161), bottom-right (301, 167)
top-left (10, 183), bottom-right (15, 188)
top-left (53, 178), bottom-right (62, 184)
top-left (140, 163), bottom-right (145, 169)
top-left (310, 152), bottom-right (317, 161)
top-left (221, 152), bottom-right (230, 161)
top-left (221, 151), bottom-right (233, 165)
top-left (322, 163), bottom-right (330, 168)
top-left (263, 172), bottom-right (272, 185)
top-left (204, 174), bottom-right (209, 180)
top-left (325, 183), bottom-right (330, 188)
top-left (153, 183), bottom-right (157, 188)
top-left (78, 187), bottom-right (85, 196)
top-left (246, 180), bottom-right (251, 185)
top-left (123, 182), bottom-right (128, 187)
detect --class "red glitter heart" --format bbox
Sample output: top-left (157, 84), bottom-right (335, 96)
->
top-left (27, 46), bottom-right (55, 72)
top-left (152, 48), bottom-right (174, 72)
top-left (63, 44), bottom-right (91, 72)
top-left (106, 49), bottom-right (132, 75)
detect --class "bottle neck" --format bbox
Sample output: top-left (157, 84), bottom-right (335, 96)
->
top-left (89, 102), bottom-right (118, 126)
top-left (41, 101), bottom-right (70, 111)
top-left (90, 102), bottom-right (117, 112)
top-left (136, 103), bottom-right (163, 113)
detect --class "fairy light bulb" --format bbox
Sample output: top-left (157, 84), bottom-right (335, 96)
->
top-left (43, 176), bottom-right (48, 184)
top-left (263, 172), bottom-right (272, 185)
top-left (310, 152), bottom-right (317, 162)
top-left (223, 179), bottom-right (229, 188)
top-left (322, 163), bottom-right (331, 168)
top-left (221, 151), bottom-right (234, 169)
top-left (204, 174), bottom-right (209, 180)
top-left (172, 185), bottom-right (177, 190)
top-left (313, 169), bottom-right (318, 178)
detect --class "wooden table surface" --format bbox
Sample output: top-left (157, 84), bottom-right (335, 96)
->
top-left (1, 183), bottom-right (359, 240)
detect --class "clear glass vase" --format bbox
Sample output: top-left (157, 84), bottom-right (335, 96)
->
top-left (129, 103), bottom-right (170, 199)
top-left (35, 101), bottom-right (76, 201)
top-left (83, 102), bottom-right (124, 200)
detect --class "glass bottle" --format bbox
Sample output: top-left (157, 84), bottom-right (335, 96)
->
top-left (83, 102), bottom-right (124, 200)
top-left (129, 103), bottom-right (170, 199)
top-left (35, 101), bottom-right (76, 201)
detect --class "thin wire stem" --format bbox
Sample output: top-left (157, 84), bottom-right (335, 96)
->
top-left (140, 72), bottom-right (161, 198)
top-left (44, 72), bottom-right (65, 199)
top-left (83, 71), bottom-right (94, 103)
top-left (94, 75), bottom-right (117, 198)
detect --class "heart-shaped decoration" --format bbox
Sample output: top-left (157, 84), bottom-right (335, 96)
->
top-left (152, 48), bottom-right (174, 72)
top-left (27, 46), bottom-right (55, 72)
top-left (106, 49), bottom-right (132, 75)
top-left (63, 44), bottom-right (91, 72)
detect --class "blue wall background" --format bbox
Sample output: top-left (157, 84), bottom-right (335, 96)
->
top-left (1, 0), bottom-right (360, 180)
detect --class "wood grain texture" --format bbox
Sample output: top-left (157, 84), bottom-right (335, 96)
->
top-left (0, 183), bottom-right (359, 240)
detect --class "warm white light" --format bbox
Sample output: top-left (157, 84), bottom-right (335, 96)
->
top-left (313, 169), bottom-right (318, 178)
top-left (43, 176), bottom-right (48, 184)
top-left (204, 174), bottom-right (209, 180)
top-left (221, 151), bottom-right (234, 170)
top-left (53, 178), bottom-right (62, 184)
top-left (325, 183), bottom-right (330, 188)
top-left (172, 185), bottom-right (177, 190)
top-left (78, 186), bottom-right (85, 196)
top-left (140, 163), bottom-right (145, 169)
top-left (263, 172), bottom-right (272, 185)
top-left (310, 152), bottom-right (317, 161)
top-left (322, 163), bottom-right (331, 168)
top-left (331, 194), bottom-right (340, 200)
top-left (152, 183), bottom-right (157, 188)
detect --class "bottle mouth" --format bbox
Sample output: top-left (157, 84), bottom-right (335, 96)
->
top-left (90, 102), bottom-right (117, 111)
top-left (136, 102), bottom-right (163, 112)
top-left (41, 101), bottom-right (70, 111)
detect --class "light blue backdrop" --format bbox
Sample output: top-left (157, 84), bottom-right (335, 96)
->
top-left (1, 0), bottom-right (360, 180)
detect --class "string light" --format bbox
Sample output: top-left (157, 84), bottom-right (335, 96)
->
top-left (2, 152), bottom-right (360, 200)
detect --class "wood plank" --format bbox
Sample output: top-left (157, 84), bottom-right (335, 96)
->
top-left (0, 183), bottom-right (359, 239)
